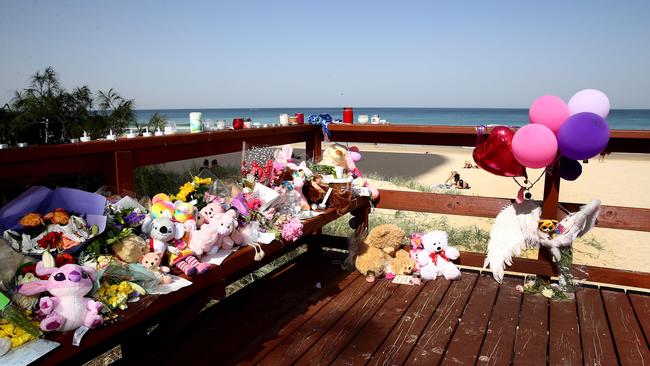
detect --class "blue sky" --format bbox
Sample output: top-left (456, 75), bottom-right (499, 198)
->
top-left (1, 0), bottom-right (649, 109)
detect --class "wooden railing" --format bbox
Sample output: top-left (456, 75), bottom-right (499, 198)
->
top-left (327, 124), bottom-right (650, 289)
top-left (2, 124), bottom-right (650, 288)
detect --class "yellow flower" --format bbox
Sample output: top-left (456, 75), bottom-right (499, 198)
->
top-left (175, 182), bottom-right (196, 202)
top-left (193, 176), bottom-right (212, 185)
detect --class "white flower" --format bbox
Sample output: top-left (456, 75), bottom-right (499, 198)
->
top-left (515, 285), bottom-right (524, 293)
top-left (541, 288), bottom-right (554, 298)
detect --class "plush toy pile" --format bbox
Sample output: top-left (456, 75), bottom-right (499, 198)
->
top-left (0, 143), bottom-right (379, 356)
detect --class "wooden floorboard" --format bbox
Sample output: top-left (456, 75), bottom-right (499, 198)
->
top-left (512, 293), bottom-right (548, 366)
top-left (629, 292), bottom-right (650, 349)
top-left (576, 287), bottom-right (618, 366)
top-left (296, 280), bottom-right (399, 365)
top-left (367, 278), bottom-right (451, 366)
top-left (404, 272), bottom-right (479, 365)
top-left (550, 298), bottom-right (583, 366)
top-left (178, 260), bottom-right (650, 366)
top-left (441, 274), bottom-right (500, 365)
top-left (602, 289), bottom-right (650, 366)
top-left (227, 269), bottom-right (360, 366)
top-left (332, 282), bottom-right (423, 366)
top-left (476, 277), bottom-right (523, 366)
top-left (258, 274), bottom-right (375, 365)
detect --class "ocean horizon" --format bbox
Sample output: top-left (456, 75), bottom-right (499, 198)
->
top-left (135, 107), bottom-right (650, 130)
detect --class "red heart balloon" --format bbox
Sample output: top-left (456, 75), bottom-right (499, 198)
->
top-left (472, 126), bottom-right (526, 177)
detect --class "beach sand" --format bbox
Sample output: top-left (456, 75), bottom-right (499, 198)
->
top-left (163, 142), bottom-right (650, 273)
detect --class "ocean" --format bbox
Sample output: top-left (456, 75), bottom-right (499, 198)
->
top-left (135, 108), bottom-right (650, 130)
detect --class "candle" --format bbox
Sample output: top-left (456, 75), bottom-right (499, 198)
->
top-left (295, 113), bottom-right (304, 125)
top-left (190, 112), bottom-right (203, 133)
top-left (17, 142), bottom-right (28, 148)
top-left (358, 115), bottom-right (369, 124)
top-left (126, 128), bottom-right (137, 138)
top-left (80, 131), bottom-right (91, 142)
top-left (343, 107), bottom-right (354, 124)
top-left (216, 120), bottom-right (226, 130)
top-left (142, 128), bottom-right (152, 137)
top-left (288, 116), bottom-right (298, 125)
top-left (233, 118), bottom-right (244, 129)
top-left (371, 115), bottom-right (381, 124)
top-left (0, 143), bottom-right (8, 149)
top-left (279, 113), bottom-right (289, 126)
top-left (155, 127), bottom-right (164, 136)
top-left (70, 138), bottom-right (79, 143)
top-left (106, 130), bottom-right (117, 140)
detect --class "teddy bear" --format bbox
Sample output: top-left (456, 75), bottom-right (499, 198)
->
top-left (354, 224), bottom-right (406, 282)
top-left (18, 261), bottom-right (103, 332)
top-left (140, 252), bottom-right (172, 284)
top-left (141, 212), bottom-right (209, 276)
top-left (415, 231), bottom-right (461, 281)
top-left (385, 249), bottom-right (416, 280)
top-left (189, 210), bottom-right (239, 256)
top-left (111, 234), bottom-right (149, 263)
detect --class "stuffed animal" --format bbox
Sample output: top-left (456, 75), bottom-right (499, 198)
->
top-left (140, 252), bottom-right (172, 284)
top-left (150, 193), bottom-right (175, 219)
top-left (111, 234), bottom-right (149, 263)
top-left (142, 213), bottom-right (209, 276)
top-left (189, 210), bottom-right (238, 256)
top-left (320, 144), bottom-right (349, 168)
top-left (484, 199), bottom-right (601, 283)
top-left (416, 231), bottom-right (461, 281)
top-left (18, 261), bottom-right (103, 332)
top-left (385, 249), bottom-right (416, 280)
top-left (196, 201), bottom-right (225, 227)
top-left (409, 232), bottom-right (424, 272)
top-left (174, 201), bottom-right (197, 230)
top-left (354, 224), bottom-right (406, 282)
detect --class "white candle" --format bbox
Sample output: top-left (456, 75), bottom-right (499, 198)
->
top-left (279, 113), bottom-right (289, 126)
top-left (80, 131), bottom-right (91, 142)
top-left (142, 127), bottom-right (152, 137)
top-left (155, 127), bottom-right (164, 136)
top-left (216, 120), bottom-right (226, 130)
top-left (358, 115), bottom-right (369, 124)
top-left (106, 130), bottom-right (116, 140)
top-left (126, 128), bottom-right (137, 138)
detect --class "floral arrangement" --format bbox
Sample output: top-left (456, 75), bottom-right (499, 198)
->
top-left (96, 281), bottom-right (143, 310)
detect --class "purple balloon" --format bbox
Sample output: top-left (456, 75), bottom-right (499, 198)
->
top-left (558, 112), bottom-right (610, 160)
top-left (559, 157), bottom-right (582, 181)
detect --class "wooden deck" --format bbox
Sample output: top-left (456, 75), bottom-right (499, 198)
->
top-left (145, 250), bottom-right (650, 366)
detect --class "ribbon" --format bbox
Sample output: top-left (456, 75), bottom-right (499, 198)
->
top-left (430, 251), bottom-right (449, 266)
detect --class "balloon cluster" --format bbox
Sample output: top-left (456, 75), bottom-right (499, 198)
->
top-left (473, 89), bottom-right (611, 183)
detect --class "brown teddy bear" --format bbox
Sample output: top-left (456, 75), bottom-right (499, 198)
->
top-left (385, 249), bottom-right (415, 280)
top-left (354, 224), bottom-right (406, 282)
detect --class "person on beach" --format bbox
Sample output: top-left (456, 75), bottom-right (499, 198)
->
top-left (463, 160), bottom-right (478, 169)
top-left (598, 150), bottom-right (611, 163)
top-left (444, 171), bottom-right (471, 189)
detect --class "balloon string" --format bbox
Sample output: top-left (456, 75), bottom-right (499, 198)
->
top-left (512, 169), bottom-right (545, 191)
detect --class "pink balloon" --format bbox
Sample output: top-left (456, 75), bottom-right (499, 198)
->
top-left (529, 95), bottom-right (570, 134)
top-left (512, 124), bottom-right (558, 168)
top-left (568, 89), bottom-right (610, 118)
top-left (349, 151), bottom-right (362, 162)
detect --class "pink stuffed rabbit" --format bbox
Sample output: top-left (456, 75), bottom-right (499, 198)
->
top-left (189, 210), bottom-right (239, 256)
top-left (18, 262), bottom-right (103, 332)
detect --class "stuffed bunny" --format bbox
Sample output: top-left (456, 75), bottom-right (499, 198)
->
top-left (18, 262), bottom-right (103, 332)
top-left (140, 252), bottom-right (172, 284)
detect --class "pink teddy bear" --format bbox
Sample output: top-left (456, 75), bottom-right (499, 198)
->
top-left (189, 210), bottom-right (239, 256)
top-left (19, 262), bottom-right (103, 332)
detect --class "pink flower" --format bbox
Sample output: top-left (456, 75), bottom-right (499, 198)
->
top-left (515, 285), bottom-right (524, 293)
top-left (281, 218), bottom-right (303, 242)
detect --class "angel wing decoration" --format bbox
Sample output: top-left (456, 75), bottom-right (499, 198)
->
top-left (484, 199), bottom-right (601, 282)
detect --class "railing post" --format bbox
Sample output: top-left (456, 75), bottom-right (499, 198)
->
top-left (305, 126), bottom-right (322, 162)
top-left (104, 150), bottom-right (136, 196)
top-left (539, 160), bottom-right (561, 275)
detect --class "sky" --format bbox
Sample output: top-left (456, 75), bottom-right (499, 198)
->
top-left (1, 0), bottom-right (649, 109)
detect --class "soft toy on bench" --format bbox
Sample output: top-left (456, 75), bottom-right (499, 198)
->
top-left (18, 261), bottom-right (103, 332)
top-left (142, 213), bottom-right (209, 276)
top-left (354, 224), bottom-right (407, 282)
top-left (415, 231), bottom-right (461, 281)
top-left (189, 210), bottom-right (239, 256)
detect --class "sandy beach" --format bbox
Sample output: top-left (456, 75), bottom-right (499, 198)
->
top-left (164, 142), bottom-right (650, 273)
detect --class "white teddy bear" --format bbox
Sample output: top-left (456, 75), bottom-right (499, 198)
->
top-left (415, 231), bottom-right (461, 281)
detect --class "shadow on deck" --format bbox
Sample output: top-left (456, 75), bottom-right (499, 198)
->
top-left (151, 250), bottom-right (650, 366)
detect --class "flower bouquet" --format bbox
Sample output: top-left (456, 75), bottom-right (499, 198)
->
top-left (0, 187), bottom-right (107, 255)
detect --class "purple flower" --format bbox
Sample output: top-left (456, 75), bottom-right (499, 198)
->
top-left (124, 211), bottom-right (145, 227)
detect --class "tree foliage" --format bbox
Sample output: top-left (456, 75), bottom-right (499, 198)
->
top-left (2, 67), bottom-right (138, 143)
